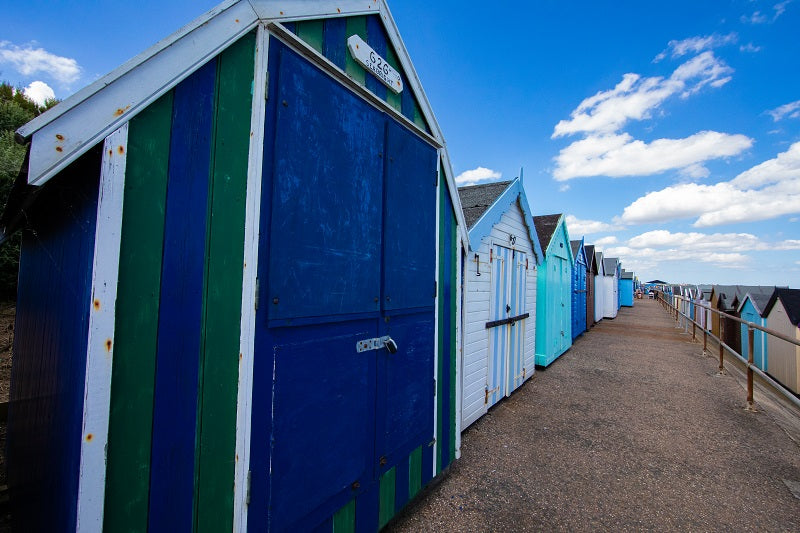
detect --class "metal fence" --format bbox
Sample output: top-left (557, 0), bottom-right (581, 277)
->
top-left (655, 292), bottom-right (800, 411)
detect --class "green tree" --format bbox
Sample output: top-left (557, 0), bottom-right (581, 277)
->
top-left (0, 82), bottom-right (57, 300)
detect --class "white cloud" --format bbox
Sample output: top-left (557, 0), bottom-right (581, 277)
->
top-left (593, 236), bottom-right (618, 247)
top-left (741, 2), bottom-right (791, 24)
top-left (606, 229), bottom-right (800, 272)
top-left (618, 142), bottom-right (800, 227)
top-left (654, 33), bottom-right (737, 62)
top-left (22, 81), bottom-right (55, 106)
top-left (553, 52), bottom-right (732, 138)
top-left (741, 11), bottom-right (769, 24)
top-left (0, 41), bottom-right (81, 85)
top-left (739, 43), bottom-right (762, 53)
top-left (766, 99), bottom-right (800, 121)
top-left (455, 166), bottom-right (501, 186)
top-left (553, 131), bottom-right (752, 181)
top-left (564, 215), bottom-right (623, 236)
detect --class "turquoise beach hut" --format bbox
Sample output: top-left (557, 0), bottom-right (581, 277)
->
top-left (534, 214), bottom-right (574, 367)
top-left (620, 270), bottom-right (634, 307)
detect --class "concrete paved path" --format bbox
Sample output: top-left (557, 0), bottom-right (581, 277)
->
top-left (387, 299), bottom-right (800, 532)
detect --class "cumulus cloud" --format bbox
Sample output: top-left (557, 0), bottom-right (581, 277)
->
top-left (605, 229), bottom-right (800, 271)
top-left (23, 81), bottom-right (55, 106)
top-left (455, 166), bottom-right (501, 186)
top-left (593, 236), bottom-right (619, 247)
top-left (0, 41), bottom-right (81, 85)
top-left (618, 142), bottom-right (800, 227)
top-left (654, 33), bottom-right (737, 62)
top-left (553, 52), bottom-right (732, 138)
top-left (564, 215), bottom-right (623, 236)
top-left (741, 1), bottom-right (791, 24)
top-left (766, 99), bottom-right (800, 121)
top-left (553, 131), bottom-right (752, 181)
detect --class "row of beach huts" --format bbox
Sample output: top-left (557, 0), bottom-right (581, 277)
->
top-left (658, 283), bottom-right (800, 396)
top-left (0, 2), bottom-right (635, 531)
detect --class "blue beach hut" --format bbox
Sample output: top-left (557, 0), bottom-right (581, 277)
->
top-left (1, 2), bottom-right (468, 531)
top-left (534, 214), bottom-right (574, 367)
top-left (570, 238), bottom-right (588, 339)
top-left (620, 270), bottom-right (635, 307)
top-left (738, 290), bottom-right (773, 371)
top-left (457, 177), bottom-right (543, 427)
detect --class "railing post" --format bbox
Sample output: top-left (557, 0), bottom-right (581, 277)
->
top-left (747, 325), bottom-right (755, 410)
top-left (692, 303), bottom-right (696, 341)
top-left (718, 317), bottom-right (725, 373)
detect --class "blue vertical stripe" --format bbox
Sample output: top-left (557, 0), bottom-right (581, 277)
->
top-left (323, 18), bottom-right (347, 69)
top-left (365, 16), bottom-right (388, 100)
top-left (148, 59), bottom-right (216, 531)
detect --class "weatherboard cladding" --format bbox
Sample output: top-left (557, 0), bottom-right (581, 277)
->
top-left (739, 295), bottom-right (768, 371)
top-left (764, 288), bottom-right (800, 394)
top-left (460, 187), bottom-right (538, 428)
top-left (6, 5), bottom-right (461, 532)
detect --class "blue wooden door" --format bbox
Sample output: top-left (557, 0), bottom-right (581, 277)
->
top-left (249, 40), bottom-right (436, 531)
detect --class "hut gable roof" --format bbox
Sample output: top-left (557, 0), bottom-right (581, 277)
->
top-left (8, 0), bottom-right (470, 247)
top-left (459, 177), bottom-right (544, 262)
top-left (621, 270), bottom-right (634, 280)
top-left (764, 288), bottom-right (800, 326)
top-left (584, 244), bottom-right (598, 274)
top-left (457, 181), bottom-right (512, 229)
top-left (533, 214), bottom-right (562, 253)
top-left (602, 257), bottom-right (618, 276)
top-left (596, 251), bottom-right (605, 276)
top-left (570, 240), bottom-right (581, 259)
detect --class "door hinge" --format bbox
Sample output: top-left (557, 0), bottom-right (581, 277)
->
top-left (254, 278), bottom-right (259, 311)
top-left (433, 280), bottom-right (437, 298)
top-left (264, 71), bottom-right (269, 100)
top-left (433, 378), bottom-right (437, 397)
top-left (246, 470), bottom-right (251, 506)
top-left (435, 169), bottom-right (439, 187)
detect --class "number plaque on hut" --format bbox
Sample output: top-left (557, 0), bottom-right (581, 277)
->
top-left (347, 34), bottom-right (404, 94)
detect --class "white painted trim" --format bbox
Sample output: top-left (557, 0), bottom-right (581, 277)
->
top-left (455, 242), bottom-right (463, 459)
top-left (76, 124), bottom-right (128, 532)
top-left (23, 1), bottom-right (259, 187)
top-left (250, 0), bottom-right (378, 20)
top-left (233, 23), bottom-right (270, 533)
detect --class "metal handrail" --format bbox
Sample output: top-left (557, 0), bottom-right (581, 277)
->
top-left (654, 291), bottom-right (800, 412)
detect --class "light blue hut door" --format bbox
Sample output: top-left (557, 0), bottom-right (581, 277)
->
top-left (487, 245), bottom-right (527, 407)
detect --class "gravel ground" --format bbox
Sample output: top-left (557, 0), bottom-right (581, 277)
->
top-left (387, 299), bottom-right (800, 532)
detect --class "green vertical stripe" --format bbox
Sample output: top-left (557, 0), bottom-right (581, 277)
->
top-left (449, 206), bottom-right (458, 463)
top-left (194, 32), bottom-right (256, 532)
top-left (378, 467), bottom-right (397, 528)
top-left (413, 102), bottom-right (427, 131)
top-left (345, 16), bottom-right (367, 84)
top-left (436, 179), bottom-right (445, 474)
top-left (103, 92), bottom-right (173, 533)
top-left (297, 20), bottom-right (324, 53)
top-left (333, 500), bottom-right (356, 533)
top-left (384, 47), bottom-right (402, 112)
top-left (409, 446), bottom-right (422, 499)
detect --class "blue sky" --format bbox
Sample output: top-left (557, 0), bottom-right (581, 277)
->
top-left (1, 0), bottom-right (798, 286)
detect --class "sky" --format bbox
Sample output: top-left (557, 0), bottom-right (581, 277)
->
top-left (1, 0), bottom-right (798, 286)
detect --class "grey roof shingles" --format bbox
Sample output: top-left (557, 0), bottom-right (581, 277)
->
top-left (533, 214), bottom-right (562, 253)
top-left (457, 180), bottom-right (512, 229)
top-left (765, 288), bottom-right (800, 325)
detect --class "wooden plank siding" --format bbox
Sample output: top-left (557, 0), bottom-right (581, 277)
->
top-left (288, 14), bottom-right (430, 134)
top-left (461, 200), bottom-right (537, 429)
top-left (7, 147), bottom-right (102, 532)
top-left (104, 92), bottom-right (173, 533)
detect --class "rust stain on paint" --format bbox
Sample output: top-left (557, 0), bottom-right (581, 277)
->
top-left (114, 105), bottom-right (131, 117)
top-left (106, 339), bottom-right (112, 352)
top-left (93, 299), bottom-right (101, 311)
top-left (55, 134), bottom-right (65, 141)
top-left (86, 433), bottom-right (93, 442)
top-left (56, 146), bottom-right (63, 152)
top-left (118, 145), bottom-right (125, 155)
